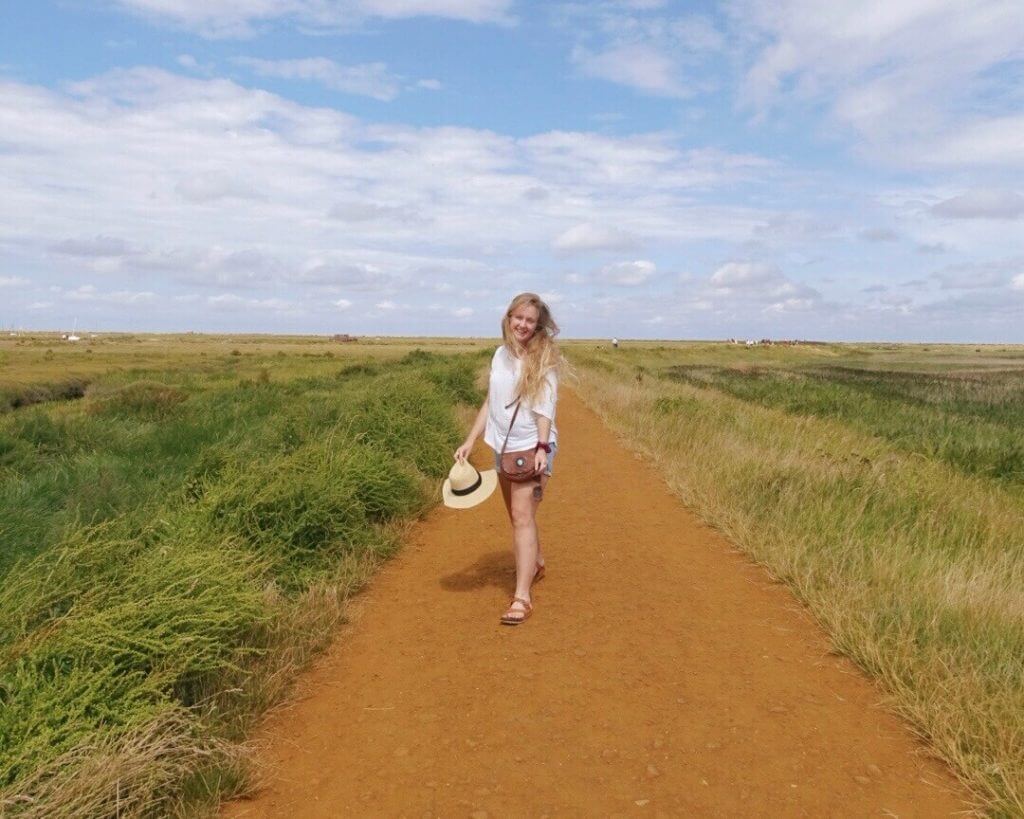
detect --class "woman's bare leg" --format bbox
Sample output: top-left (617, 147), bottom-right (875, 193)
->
top-left (508, 479), bottom-right (539, 605)
top-left (499, 473), bottom-right (550, 578)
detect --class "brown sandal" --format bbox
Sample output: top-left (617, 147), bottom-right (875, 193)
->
top-left (500, 597), bottom-right (533, 625)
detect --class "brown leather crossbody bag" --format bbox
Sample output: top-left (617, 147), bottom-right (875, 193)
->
top-left (499, 401), bottom-right (540, 483)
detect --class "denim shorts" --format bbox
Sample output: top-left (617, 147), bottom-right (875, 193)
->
top-left (494, 442), bottom-right (556, 477)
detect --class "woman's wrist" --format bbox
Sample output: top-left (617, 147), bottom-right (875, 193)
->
top-left (535, 441), bottom-right (552, 453)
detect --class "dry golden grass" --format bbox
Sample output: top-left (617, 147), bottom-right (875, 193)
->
top-left (570, 355), bottom-right (1024, 816)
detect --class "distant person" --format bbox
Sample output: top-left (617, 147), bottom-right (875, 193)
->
top-left (612, 337), bottom-right (619, 349)
top-left (454, 293), bottom-right (562, 625)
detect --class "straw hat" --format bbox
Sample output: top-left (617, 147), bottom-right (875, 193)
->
top-left (443, 460), bottom-right (498, 509)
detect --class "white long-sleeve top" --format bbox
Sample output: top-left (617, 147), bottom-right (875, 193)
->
top-left (483, 345), bottom-right (558, 453)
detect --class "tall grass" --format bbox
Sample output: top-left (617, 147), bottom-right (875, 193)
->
top-left (570, 350), bottom-right (1024, 816)
top-left (666, 364), bottom-right (1024, 485)
top-left (0, 349), bottom-right (483, 816)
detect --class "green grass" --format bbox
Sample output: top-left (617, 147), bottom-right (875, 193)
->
top-left (0, 338), bottom-right (487, 817)
top-left (664, 364), bottom-right (1024, 485)
top-left (569, 342), bottom-right (1024, 817)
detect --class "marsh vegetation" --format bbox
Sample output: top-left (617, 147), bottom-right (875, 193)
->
top-left (570, 341), bottom-right (1024, 816)
top-left (0, 333), bottom-right (488, 816)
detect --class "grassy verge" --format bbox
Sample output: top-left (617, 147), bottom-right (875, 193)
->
top-left (0, 347), bottom-right (485, 817)
top-left (569, 346), bottom-right (1024, 817)
top-left (665, 364), bottom-right (1024, 485)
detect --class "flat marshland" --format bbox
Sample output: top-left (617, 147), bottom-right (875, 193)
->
top-left (0, 332), bottom-right (489, 816)
top-left (568, 341), bottom-right (1024, 816)
top-left (2, 333), bottom-right (1022, 816)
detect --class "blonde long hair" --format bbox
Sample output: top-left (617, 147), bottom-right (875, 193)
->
top-left (501, 292), bottom-right (562, 405)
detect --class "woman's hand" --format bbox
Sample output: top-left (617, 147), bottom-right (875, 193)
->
top-left (533, 449), bottom-right (548, 474)
top-left (453, 441), bottom-right (473, 462)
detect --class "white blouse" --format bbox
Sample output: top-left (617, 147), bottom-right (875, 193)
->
top-left (483, 345), bottom-right (558, 453)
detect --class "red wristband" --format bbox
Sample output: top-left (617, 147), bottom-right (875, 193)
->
top-left (535, 442), bottom-right (552, 453)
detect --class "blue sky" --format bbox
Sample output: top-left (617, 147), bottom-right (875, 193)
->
top-left (2, 0), bottom-right (1023, 341)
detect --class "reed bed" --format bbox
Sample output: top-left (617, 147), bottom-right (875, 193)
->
top-left (570, 348), bottom-right (1024, 816)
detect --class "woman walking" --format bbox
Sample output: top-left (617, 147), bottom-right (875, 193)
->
top-left (454, 293), bottom-right (561, 625)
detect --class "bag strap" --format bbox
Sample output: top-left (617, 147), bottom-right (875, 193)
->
top-left (500, 399), bottom-right (521, 457)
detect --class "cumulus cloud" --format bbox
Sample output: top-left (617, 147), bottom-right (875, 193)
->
top-left (734, 0), bottom-right (1024, 167)
top-left (567, 9), bottom-right (723, 98)
top-left (61, 284), bottom-right (156, 304)
top-left (50, 236), bottom-right (132, 257)
top-left (931, 189), bottom-right (1024, 220)
top-left (328, 201), bottom-right (427, 224)
top-left (176, 173), bottom-right (262, 203)
top-left (932, 259), bottom-right (1024, 290)
top-left (859, 227), bottom-right (898, 242)
top-left (11, 63), bottom-right (1003, 338)
top-left (552, 223), bottom-right (637, 254)
top-left (708, 260), bottom-right (822, 308)
top-left (709, 261), bottom-right (780, 290)
top-left (764, 297), bottom-right (816, 313)
top-left (597, 259), bottom-right (656, 286)
top-left (235, 57), bottom-right (403, 101)
top-left (573, 42), bottom-right (690, 98)
top-left (208, 293), bottom-right (296, 311)
top-left (0, 276), bottom-right (29, 287)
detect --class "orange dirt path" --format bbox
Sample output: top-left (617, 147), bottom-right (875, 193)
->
top-left (223, 389), bottom-right (969, 817)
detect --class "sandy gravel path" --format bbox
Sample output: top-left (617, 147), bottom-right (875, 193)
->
top-left (224, 389), bottom-right (968, 817)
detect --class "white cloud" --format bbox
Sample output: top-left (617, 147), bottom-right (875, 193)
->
top-left (62, 285), bottom-right (157, 304)
top-left (334, 298), bottom-right (353, 309)
top-left (376, 300), bottom-right (397, 310)
top-left (859, 227), bottom-right (898, 242)
top-left (765, 297), bottom-right (814, 313)
top-left (931, 189), bottom-right (1024, 220)
top-left (0, 67), bottom-right (872, 335)
top-left (235, 57), bottom-right (403, 101)
top-left (708, 260), bottom-right (822, 308)
top-left (597, 259), bottom-right (656, 286)
top-left (917, 115), bottom-right (1024, 167)
top-left (710, 261), bottom-right (780, 290)
top-left (0, 276), bottom-right (28, 287)
top-left (735, 0), bottom-right (1024, 167)
top-left (328, 201), bottom-right (426, 224)
top-left (567, 10), bottom-right (722, 98)
top-left (933, 259), bottom-right (1024, 290)
top-left (208, 293), bottom-right (296, 311)
top-left (573, 42), bottom-right (689, 98)
top-left (113, 0), bottom-right (515, 37)
top-left (176, 173), bottom-right (262, 203)
top-left (1012, 274), bottom-right (1024, 291)
top-left (452, 306), bottom-right (473, 317)
top-left (552, 223), bottom-right (637, 254)
top-left (50, 236), bottom-right (132, 257)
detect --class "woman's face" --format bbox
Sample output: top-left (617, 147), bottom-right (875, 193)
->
top-left (509, 303), bottom-right (540, 346)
